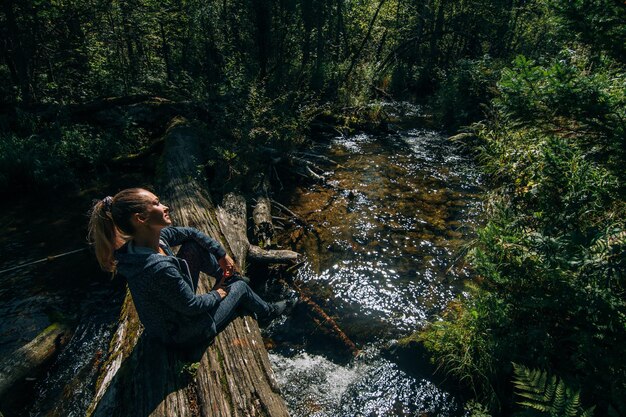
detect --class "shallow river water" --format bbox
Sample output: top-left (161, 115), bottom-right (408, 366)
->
top-left (266, 126), bottom-right (483, 416)
top-left (0, 119), bottom-right (483, 416)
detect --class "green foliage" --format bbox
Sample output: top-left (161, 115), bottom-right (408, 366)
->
top-left (433, 57), bottom-right (502, 130)
top-left (180, 361), bottom-right (200, 377)
top-left (549, 0), bottom-right (626, 63)
top-left (512, 363), bottom-right (595, 417)
top-left (420, 287), bottom-right (505, 406)
top-left (0, 120), bottom-right (148, 193)
top-left (465, 400), bottom-right (493, 417)
top-left (496, 52), bottom-right (625, 160)
top-left (421, 39), bottom-right (625, 415)
top-left (199, 81), bottom-right (322, 190)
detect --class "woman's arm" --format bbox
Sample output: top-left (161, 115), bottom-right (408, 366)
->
top-left (160, 226), bottom-right (227, 258)
top-left (154, 264), bottom-right (225, 315)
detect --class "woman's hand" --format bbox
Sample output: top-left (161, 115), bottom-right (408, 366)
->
top-left (216, 288), bottom-right (228, 299)
top-left (218, 254), bottom-right (239, 278)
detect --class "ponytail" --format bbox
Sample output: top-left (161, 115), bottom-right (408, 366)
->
top-left (88, 198), bottom-right (121, 272)
top-left (88, 188), bottom-right (150, 272)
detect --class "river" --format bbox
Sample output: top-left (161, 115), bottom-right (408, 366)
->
top-left (266, 118), bottom-right (483, 416)
top-left (0, 110), bottom-right (483, 416)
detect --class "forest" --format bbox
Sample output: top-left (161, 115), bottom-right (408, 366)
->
top-left (1, 0), bottom-right (625, 416)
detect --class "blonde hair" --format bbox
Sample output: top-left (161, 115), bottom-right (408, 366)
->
top-left (87, 188), bottom-right (151, 272)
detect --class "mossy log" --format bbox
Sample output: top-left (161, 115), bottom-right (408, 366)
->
top-left (87, 118), bottom-right (290, 417)
top-left (0, 323), bottom-right (71, 411)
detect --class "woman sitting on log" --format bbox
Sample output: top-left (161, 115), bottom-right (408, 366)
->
top-left (88, 187), bottom-right (292, 347)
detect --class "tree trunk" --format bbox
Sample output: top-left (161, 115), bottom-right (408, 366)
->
top-left (428, 0), bottom-right (446, 68)
top-left (2, 0), bottom-right (33, 103)
top-left (159, 19), bottom-right (173, 83)
top-left (253, 0), bottom-right (271, 79)
top-left (87, 118), bottom-right (290, 417)
top-left (342, 0), bottom-right (387, 84)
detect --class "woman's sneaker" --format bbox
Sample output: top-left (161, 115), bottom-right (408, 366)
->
top-left (260, 298), bottom-right (298, 325)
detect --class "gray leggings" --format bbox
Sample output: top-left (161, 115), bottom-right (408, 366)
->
top-left (176, 241), bottom-right (271, 331)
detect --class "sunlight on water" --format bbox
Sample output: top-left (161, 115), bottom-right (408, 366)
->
top-left (29, 321), bottom-right (113, 417)
top-left (286, 128), bottom-right (482, 336)
top-left (270, 347), bottom-right (460, 417)
top-left (273, 125), bottom-right (484, 415)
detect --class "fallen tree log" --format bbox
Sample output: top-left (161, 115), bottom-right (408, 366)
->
top-left (217, 193), bottom-right (300, 268)
top-left (0, 323), bottom-right (71, 412)
top-left (87, 117), bottom-right (290, 417)
top-left (248, 245), bottom-right (300, 264)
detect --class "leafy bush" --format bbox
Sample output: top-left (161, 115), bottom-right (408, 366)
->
top-left (0, 121), bottom-right (148, 194)
top-left (433, 57), bottom-right (502, 130)
top-left (420, 46), bottom-right (626, 416)
top-left (495, 52), bottom-right (625, 179)
top-left (419, 286), bottom-right (507, 406)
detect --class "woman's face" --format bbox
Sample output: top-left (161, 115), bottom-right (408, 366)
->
top-left (138, 190), bottom-right (172, 228)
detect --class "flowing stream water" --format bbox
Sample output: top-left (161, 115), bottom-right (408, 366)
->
top-left (265, 122), bottom-right (484, 416)
top-left (0, 111), bottom-right (483, 416)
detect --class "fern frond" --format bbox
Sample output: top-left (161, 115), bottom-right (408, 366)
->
top-left (544, 375), bottom-right (558, 405)
top-left (512, 363), bottom-right (545, 398)
top-left (512, 363), bottom-right (594, 417)
top-left (551, 379), bottom-right (567, 413)
top-left (563, 388), bottom-right (581, 417)
top-left (581, 406), bottom-right (596, 417)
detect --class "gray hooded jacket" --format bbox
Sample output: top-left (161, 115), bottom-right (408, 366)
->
top-left (115, 226), bottom-right (226, 345)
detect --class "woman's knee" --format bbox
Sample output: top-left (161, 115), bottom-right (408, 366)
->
top-left (228, 280), bottom-right (250, 296)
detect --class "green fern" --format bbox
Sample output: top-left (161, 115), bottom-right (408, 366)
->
top-left (512, 363), bottom-right (595, 417)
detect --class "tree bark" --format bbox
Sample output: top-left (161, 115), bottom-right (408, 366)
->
top-left (253, 196), bottom-right (275, 248)
top-left (248, 245), bottom-right (300, 265)
top-left (217, 192), bottom-right (301, 267)
top-left (87, 118), bottom-right (290, 417)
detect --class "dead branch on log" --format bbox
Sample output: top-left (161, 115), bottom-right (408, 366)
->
top-left (293, 151), bottom-right (338, 166)
top-left (270, 199), bottom-right (304, 224)
top-left (248, 245), bottom-right (300, 264)
top-left (260, 146), bottom-right (335, 184)
top-left (277, 275), bottom-right (360, 357)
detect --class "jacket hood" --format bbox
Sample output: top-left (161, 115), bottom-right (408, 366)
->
top-left (115, 241), bottom-right (171, 279)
